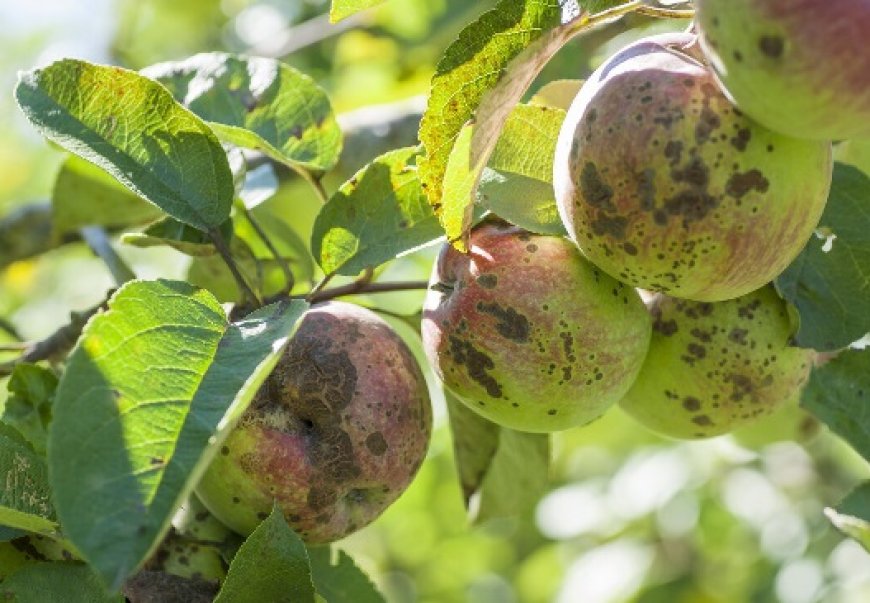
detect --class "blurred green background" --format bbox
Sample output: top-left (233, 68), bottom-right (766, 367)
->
top-left (0, 1), bottom-right (868, 602)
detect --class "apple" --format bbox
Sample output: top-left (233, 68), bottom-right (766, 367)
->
top-left (619, 285), bottom-right (815, 439)
top-left (196, 301), bottom-right (432, 544)
top-left (695, 0), bottom-right (870, 141)
top-left (146, 531), bottom-right (226, 583)
top-left (553, 32), bottom-right (832, 302)
top-left (421, 219), bottom-right (651, 432)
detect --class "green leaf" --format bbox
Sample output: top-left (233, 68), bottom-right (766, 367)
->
top-left (48, 280), bottom-right (308, 588)
top-left (777, 164), bottom-right (870, 350)
top-left (52, 155), bottom-right (162, 235)
top-left (311, 147), bottom-right (442, 275)
top-left (475, 427), bottom-right (550, 523)
top-left (144, 53), bottom-right (342, 174)
top-left (801, 349), bottom-right (870, 462)
top-left (439, 124), bottom-right (480, 251)
top-left (0, 426), bottom-right (57, 536)
top-left (120, 217), bottom-right (233, 257)
top-left (216, 506), bottom-right (315, 603)
top-left (529, 79), bottom-right (584, 110)
top-left (826, 482), bottom-right (870, 552)
top-left (0, 563), bottom-right (122, 603)
top-left (309, 547), bottom-right (385, 603)
top-left (836, 139), bottom-right (870, 176)
top-left (2, 364), bottom-right (58, 456)
top-left (15, 59), bottom-right (233, 231)
top-left (489, 104), bottom-right (566, 183)
top-left (330, 0), bottom-right (384, 22)
top-left (418, 0), bottom-right (622, 248)
top-left (446, 392), bottom-right (500, 506)
top-left (445, 391), bottom-right (550, 521)
top-left (477, 169), bottom-right (565, 235)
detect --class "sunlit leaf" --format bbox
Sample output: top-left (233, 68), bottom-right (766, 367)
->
top-left (15, 59), bottom-right (233, 230)
top-left (312, 147), bottom-right (442, 275)
top-left (145, 53), bottom-right (342, 174)
top-left (418, 0), bottom-right (625, 247)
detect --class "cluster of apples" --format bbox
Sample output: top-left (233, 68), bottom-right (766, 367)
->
top-left (190, 0), bottom-right (869, 550)
top-left (424, 0), bottom-right (870, 441)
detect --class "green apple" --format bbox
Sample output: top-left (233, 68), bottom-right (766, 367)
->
top-left (619, 285), bottom-right (814, 439)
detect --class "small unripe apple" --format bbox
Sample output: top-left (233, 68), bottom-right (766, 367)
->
top-left (146, 532), bottom-right (226, 583)
top-left (696, 0), bottom-right (870, 141)
top-left (171, 495), bottom-right (235, 545)
top-left (553, 32), bottom-right (832, 301)
top-left (196, 301), bottom-right (432, 544)
top-left (421, 219), bottom-right (651, 432)
top-left (619, 285), bottom-right (814, 439)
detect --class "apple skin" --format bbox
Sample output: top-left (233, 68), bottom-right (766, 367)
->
top-left (146, 532), bottom-right (226, 583)
top-left (619, 285), bottom-right (815, 439)
top-left (421, 219), bottom-right (652, 433)
top-left (196, 301), bottom-right (432, 544)
top-left (731, 398), bottom-right (820, 449)
top-left (553, 32), bottom-right (832, 302)
top-left (696, 0), bottom-right (870, 141)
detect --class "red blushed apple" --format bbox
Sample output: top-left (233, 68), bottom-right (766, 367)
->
top-left (196, 301), bottom-right (432, 544)
top-left (696, 0), bottom-right (870, 141)
top-left (553, 32), bottom-right (831, 302)
top-left (422, 219), bottom-right (651, 433)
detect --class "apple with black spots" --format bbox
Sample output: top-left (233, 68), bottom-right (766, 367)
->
top-left (695, 0), bottom-right (870, 141)
top-left (619, 285), bottom-right (814, 439)
top-left (553, 32), bottom-right (832, 301)
top-left (196, 301), bottom-right (432, 544)
top-left (421, 219), bottom-right (652, 433)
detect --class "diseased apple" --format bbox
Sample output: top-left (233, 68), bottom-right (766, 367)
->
top-left (731, 398), bottom-right (820, 449)
top-left (619, 285), bottom-right (814, 439)
top-left (146, 531), bottom-right (226, 584)
top-left (696, 0), bottom-right (870, 141)
top-left (196, 301), bottom-right (432, 544)
top-left (421, 219), bottom-right (651, 433)
top-left (553, 32), bottom-right (832, 302)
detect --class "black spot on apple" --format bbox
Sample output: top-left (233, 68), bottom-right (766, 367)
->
top-left (448, 336), bottom-right (503, 398)
top-left (476, 301), bottom-right (530, 343)
top-left (365, 432), bottom-right (388, 456)
top-left (477, 274), bottom-right (498, 289)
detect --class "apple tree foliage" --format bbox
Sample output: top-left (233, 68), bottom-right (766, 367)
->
top-left (0, 0), bottom-right (868, 600)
